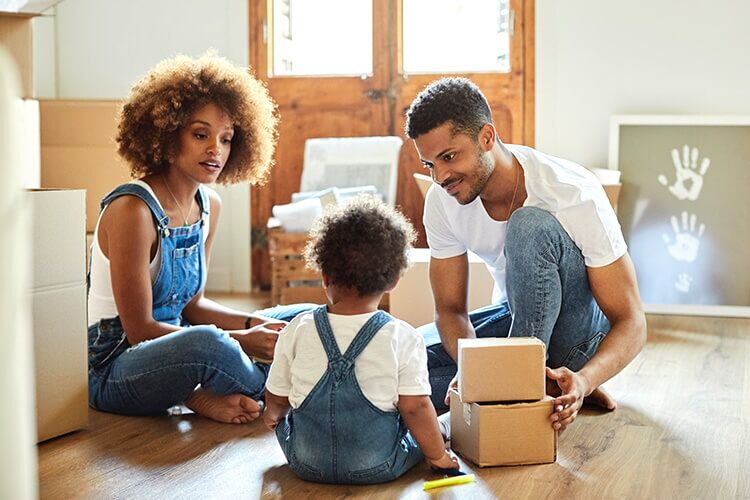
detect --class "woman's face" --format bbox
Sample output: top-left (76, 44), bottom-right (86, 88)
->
top-left (172, 102), bottom-right (234, 184)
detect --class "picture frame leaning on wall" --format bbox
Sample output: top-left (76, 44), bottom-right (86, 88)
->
top-left (608, 115), bottom-right (750, 318)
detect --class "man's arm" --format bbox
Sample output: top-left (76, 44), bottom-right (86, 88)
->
top-left (548, 252), bottom-right (647, 431)
top-left (429, 253), bottom-right (475, 361)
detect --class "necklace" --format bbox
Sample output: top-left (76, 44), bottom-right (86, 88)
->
top-left (506, 162), bottom-right (520, 220)
top-left (162, 175), bottom-right (194, 227)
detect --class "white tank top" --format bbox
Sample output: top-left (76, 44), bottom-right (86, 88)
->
top-left (87, 180), bottom-right (210, 326)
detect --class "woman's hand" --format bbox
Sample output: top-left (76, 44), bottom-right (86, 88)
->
top-left (248, 315), bottom-right (287, 330)
top-left (233, 322), bottom-right (285, 360)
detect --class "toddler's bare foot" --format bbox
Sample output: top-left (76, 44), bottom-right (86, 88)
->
top-left (185, 389), bottom-right (261, 424)
top-left (584, 386), bottom-right (617, 411)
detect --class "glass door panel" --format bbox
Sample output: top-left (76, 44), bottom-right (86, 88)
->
top-left (272, 0), bottom-right (373, 77)
top-left (402, 0), bottom-right (510, 74)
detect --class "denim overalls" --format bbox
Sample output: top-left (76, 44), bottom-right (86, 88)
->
top-left (275, 305), bottom-right (423, 484)
top-left (88, 182), bottom-right (314, 415)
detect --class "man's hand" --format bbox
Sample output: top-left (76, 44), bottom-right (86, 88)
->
top-left (443, 375), bottom-right (459, 406)
top-left (546, 366), bottom-right (591, 432)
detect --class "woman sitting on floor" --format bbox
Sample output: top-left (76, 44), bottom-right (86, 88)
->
top-left (87, 54), bottom-right (313, 424)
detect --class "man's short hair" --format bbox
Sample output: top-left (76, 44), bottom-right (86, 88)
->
top-left (404, 77), bottom-right (492, 140)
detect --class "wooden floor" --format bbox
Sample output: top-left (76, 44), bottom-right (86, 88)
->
top-left (38, 295), bottom-right (750, 499)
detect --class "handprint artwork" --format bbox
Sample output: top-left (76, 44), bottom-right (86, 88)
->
top-left (662, 211), bottom-right (705, 262)
top-left (674, 273), bottom-right (693, 293)
top-left (657, 144), bottom-right (711, 201)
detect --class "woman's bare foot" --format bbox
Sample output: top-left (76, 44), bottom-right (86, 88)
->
top-left (584, 386), bottom-right (617, 410)
top-left (185, 389), bottom-right (261, 424)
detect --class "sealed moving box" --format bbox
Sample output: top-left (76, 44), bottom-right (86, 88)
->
top-left (40, 100), bottom-right (129, 233)
top-left (27, 189), bottom-right (88, 441)
top-left (458, 337), bottom-right (546, 403)
top-left (450, 390), bottom-right (556, 467)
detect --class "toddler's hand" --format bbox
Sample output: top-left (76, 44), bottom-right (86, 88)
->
top-left (427, 450), bottom-right (459, 470)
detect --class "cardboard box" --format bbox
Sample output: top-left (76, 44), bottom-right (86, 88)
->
top-left (27, 189), bottom-right (88, 442)
top-left (390, 248), bottom-right (494, 328)
top-left (458, 337), bottom-right (546, 403)
top-left (0, 14), bottom-right (33, 97)
top-left (40, 100), bottom-right (129, 232)
top-left (450, 390), bottom-right (557, 467)
top-left (603, 183), bottom-right (622, 211)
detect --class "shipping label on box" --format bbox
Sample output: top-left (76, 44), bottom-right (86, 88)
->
top-left (450, 390), bottom-right (557, 467)
top-left (458, 337), bottom-right (546, 403)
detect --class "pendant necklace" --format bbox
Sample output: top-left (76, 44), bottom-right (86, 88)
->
top-left (162, 174), bottom-right (194, 227)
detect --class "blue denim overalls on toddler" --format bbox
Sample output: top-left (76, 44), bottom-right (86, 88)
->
top-left (275, 305), bottom-right (424, 484)
top-left (87, 183), bottom-right (313, 415)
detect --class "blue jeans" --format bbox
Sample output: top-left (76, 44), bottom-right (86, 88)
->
top-left (418, 207), bottom-right (611, 409)
top-left (275, 306), bottom-right (423, 484)
top-left (88, 304), bottom-right (316, 415)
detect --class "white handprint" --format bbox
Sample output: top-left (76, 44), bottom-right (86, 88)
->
top-left (675, 273), bottom-right (693, 293)
top-left (661, 211), bottom-right (705, 262)
top-left (657, 144), bottom-right (711, 201)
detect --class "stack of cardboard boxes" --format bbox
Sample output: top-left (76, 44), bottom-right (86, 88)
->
top-left (450, 337), bottom-right (557, 467)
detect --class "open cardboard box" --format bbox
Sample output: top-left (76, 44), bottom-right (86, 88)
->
top-left (27, 188), bottom-right (88, 442)
top-left (449, 389), bottom-right (557, 467)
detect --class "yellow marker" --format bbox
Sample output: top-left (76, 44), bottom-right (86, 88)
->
top-left (422, 474), bottom-right (476, 491)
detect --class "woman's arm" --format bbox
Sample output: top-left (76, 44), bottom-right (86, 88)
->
top-left (181, 189), bottom-right (286, 329)
top-left (178, 189), bottom-right (285, 360)
top-left (102, 195), bottom-right (181, 344)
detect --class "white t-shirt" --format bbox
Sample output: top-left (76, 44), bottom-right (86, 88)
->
top-left (266, 310), bottom-right (431, 411)
top-left (423, 144), bottom-right (627, 304)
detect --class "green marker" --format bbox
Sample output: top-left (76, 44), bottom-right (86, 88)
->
top-left (422, 473), bottom-right (476, 491)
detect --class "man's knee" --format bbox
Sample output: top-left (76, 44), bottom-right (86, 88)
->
top-left (506, 207), bottom-right (565, 258)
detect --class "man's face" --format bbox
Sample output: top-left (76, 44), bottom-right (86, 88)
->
top-left (413, 122), bottom-right (494, 205)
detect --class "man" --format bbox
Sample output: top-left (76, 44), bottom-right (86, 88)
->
top-left (405, 78), bottom-right (646, 432)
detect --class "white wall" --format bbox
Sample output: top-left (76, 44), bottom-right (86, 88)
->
top-left (535, 0), bottom-right (750, 168)
top-left (53, 0), bottom-right (249, 98)
top-left (40, 0), bottom-right (253, 291)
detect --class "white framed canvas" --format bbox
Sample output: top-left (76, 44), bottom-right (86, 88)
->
top-left (609, 115), bottom-right (750, 317)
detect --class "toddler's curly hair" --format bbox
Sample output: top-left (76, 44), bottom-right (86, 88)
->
top-left (304, 195), bottom-right (416, 297)
top-left (116, 53), bottom-right (278, 185)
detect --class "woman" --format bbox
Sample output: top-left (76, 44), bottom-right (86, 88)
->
top-left (88, 54), bottom-right (312, 424)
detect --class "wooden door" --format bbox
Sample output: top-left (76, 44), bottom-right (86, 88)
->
top-left (249, 0), bottom-right (394, 288)
top-left (393, 0), bottom-right (535, 248)
top-left (249, 0), bottom-right (534, 288)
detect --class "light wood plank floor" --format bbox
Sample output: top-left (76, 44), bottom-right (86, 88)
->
top-left (38, 295), bottom-right (750, 499)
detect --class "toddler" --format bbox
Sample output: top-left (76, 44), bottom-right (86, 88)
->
top-left (264, 195), bottom-right (458, 484)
